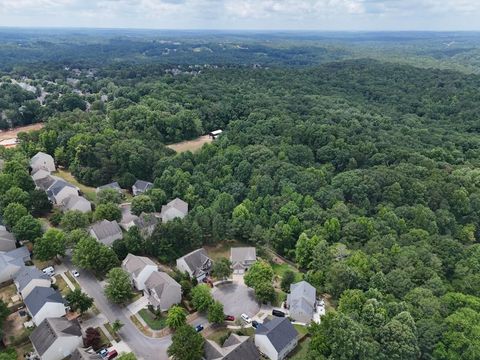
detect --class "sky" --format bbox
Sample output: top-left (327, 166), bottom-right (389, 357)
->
top-left (0, 0), bottom-right (479, 31)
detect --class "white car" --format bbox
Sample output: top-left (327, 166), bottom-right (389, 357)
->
top-left (241, 313), bottom-right (252, 323)
top-left (71, 270), bottom-right (80, 277)
top-left (42, 266), bottom-right (55, 277)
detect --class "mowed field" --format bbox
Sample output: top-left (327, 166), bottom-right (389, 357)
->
top-left (0, 123), bottom-right (44, 141)
top-left (167, 135), bottom-right (212, 153)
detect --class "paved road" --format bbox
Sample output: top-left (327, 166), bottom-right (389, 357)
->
top-left (63, 256), bottom-right (206, 360)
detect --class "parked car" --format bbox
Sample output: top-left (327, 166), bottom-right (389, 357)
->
top-left (42, 266), bottom-right (55, 277)
top-left (71, 269), bottom-right (80, 277)
top-left (241, 313), bottom-right (252, 323)
top-left (272, 309), bottom-right (286, 317)
top-left (98, 349), bottom-right (108, 358)
top-left (106, 350), bottom-right (118, 360)
top-left (224, 315), bottom-right (235, 321)
top-left (195, 324), bottom-right (204, 332)
top-left (252, 320), bottom-right (259, 329)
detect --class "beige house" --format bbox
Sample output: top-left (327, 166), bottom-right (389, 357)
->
top-left (14, 266), bottom-right (51, 298)
top-left (122, 253), bottom-right (157, 291)
top-left (30, 152), bottom-right (55, 173)
top-left (144, 271), bottom-right (181, 312)
top-left (230, 247), bottom-right (256, 274)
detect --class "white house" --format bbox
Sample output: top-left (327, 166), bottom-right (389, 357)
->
top-left (89, 220), bottom-right (123, 246)
top-left (255, 317), bottom-right (298, 360)
top-left (144, 271), bottom-right (181, 311)
top-left (286, 281), bottom-right (316, 324)
top-left (14, 266), bottom-right (51, 298)
top-left (30, 318), bottom-right (82, 360)
top-left (159, 198), bottom-right (188, 222)
top-left (121, 253), bottom-right (157, 291)
top-left (61, 195), bottom-right (92, 213)
top-left (0, 246), bottom-right (30, 283)
top-left (230, 247), bottom-right (256, 275)
top-left (30, 152), bottom-right (55, 173)
top-left (24, 287), bottom-right (66, 325)
top-left (132, 180), bottom-right (153, 196)
top-left (176, 248), bottom-right (212, 282)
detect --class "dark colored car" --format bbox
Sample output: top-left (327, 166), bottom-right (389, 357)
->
top-left (195, 324), bottom-right (204, 332)
top-left (106, 350), bottom-right (118, 360)
top-left (225, 315), bottom-right (235, 321)
top-left (272, 309), bottom-right (286, 317)
top-left (252, 320), bottom-right (259, 329)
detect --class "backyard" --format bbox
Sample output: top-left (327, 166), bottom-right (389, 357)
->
top-left (55, 169), bottom-right (97, 201)
top-left (289, 337), bottom-right (311, 360)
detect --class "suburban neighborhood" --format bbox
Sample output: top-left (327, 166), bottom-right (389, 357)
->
top-left (0, 150), bottom-right (327, 360)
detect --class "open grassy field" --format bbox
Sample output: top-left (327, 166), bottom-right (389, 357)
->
top-left (166, 135), bottom-right (212, 153)
top-left (55, 169), bottom-right (97, 201)
top-left (271, 263), bottom-right (302, 282)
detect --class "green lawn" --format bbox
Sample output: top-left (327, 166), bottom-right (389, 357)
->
top-left (55, 169), bottom-right (97, 202)
top-left (138, 309), bottom-right (167, 330)
top-left (207, 328), bottom-right (231, 345)
top-left (289, 337), bottom-right (311, 359)
top-left (205, 240), bottom-right (248, 261)
top-left (294, 324), bottom-right (309, 337)
top-left (95, 327), bottom-right (111, 348)
top-left (54, 275), bottom-right (71, 296)
top-left (104, 323), bottom-right (121, 342)
top-left (271, 263), bottom-right (302, 282)
top-left (64, 272), bottom-right (81, 289)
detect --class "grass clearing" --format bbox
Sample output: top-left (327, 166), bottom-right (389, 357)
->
top-left (166, 135), bottom-right (212, 153)
top-left (64, 272), bottom-right (81, 289)
top-left (289, 337), bottom-right (311, 359)
top-left (138, 309), bottom-right (167, 330)
top-left (205, 240), bottom-right (247, 261)
top-left (271, 263), bottom-right (302, 282)
top-left (53, 275), bottom-right (71, 296)
top-left (104, 323), bottom-right (121, 342)
top-left (294, 324), bottom-right (309, 337)
top-left (206, 327), bottom-right (231, 344)
top-left (130, 315), bottom-right (153, 337)
top-left (55, 169), bottom-right (97, 202)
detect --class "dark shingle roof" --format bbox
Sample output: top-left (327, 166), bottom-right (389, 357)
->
top-left (204, 334), bottom-right (259, 360)
top-left (255, 317), bottom-right (298, 353)
top-left (133, 180), bottom-right (153, 192)
top-left (14, 266), bottom-right (50, 292)
top-left (30, 318), bottom-right (81, 356)
top-left (90, 220), bottom-right (122, 241)
top-left (24, 287), bottom-right (64, 316)
top-left (178, 248), bottom-right (212, 277)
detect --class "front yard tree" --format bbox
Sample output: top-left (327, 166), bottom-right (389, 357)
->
top-left (131, 195), bottom-right (155, 216)
top-left (105, 268), bottom-right (133, 304)
top-left (3, 202), bottom-right (28, 228)
top-left (211, 258), bottom-right (232, 280)
top-left (112, 320), bottom-right (124, 333)
top-left (94, 203), bottom-right (122, 222)
top-left (147, 188), bottom-right (166, 211)
top-left (254, 281), bottom-right (276, 304)
top-left (207, 301), bottom-right (224, 324)
top-left (191, 284), bottom-right (214, 312)
top-left (73, 236), bottom-right (119, 275)
top-left (34, 228), bottom-right (66, 261)
top-left (60, 210), bottom-right (90, 232)
top-left (12, 215), bottom-right (42, 242)
top-left (244, 260), bottom-right (274, 289)
top-left (97, 188), bottom-right (122, 205)
top-left (84, 327), bottom-right (102, 350)
top-left (166, 305), bottom-right (187, 329)
top-left (167, 325), bottom-right (204, 360)
top-left (65, 289), bottom-right (94, 314)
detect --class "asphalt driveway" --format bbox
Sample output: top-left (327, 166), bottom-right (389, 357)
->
top-left (212, 282), bottom-right (260, 318)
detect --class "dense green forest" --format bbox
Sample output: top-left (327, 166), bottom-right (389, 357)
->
top-left (2, 31), bottom-right (480, 359)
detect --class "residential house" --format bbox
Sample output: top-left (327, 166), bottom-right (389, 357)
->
top-left (32, 168), bottom-right (51, 182)
top-left (0, 246), bottom-right (30, 283)
top-left (61, 195), bottom-right (92, 213)
top-left (0, 228), bottom-right (16, 252)
top-left (70, 348), bottom-right (102, 360)
top-left (24, 286), bottom-right (66, 325)
top-left (286, 281), bottom-right (316, 324)
top-left (121, 253), bottom-right (157, 291)
top-left (159, 198), bottom-right (188, 222)
top-left (30, 318), bottom-right (82, 360)
top-left (30, 152), bottom-right (55, 173)
top-left (14, 266), bottom-right (51, 298)
top-left (132, 180), bottom-right (153, 196)
top-left (204, 333), bottom-right (260, 360)
top-left (46, 180), bottom-right (79, 205)
top-left (119, 203), bottom-right (139, 231)
top-left (96, 182), bottom-right (122, 194)
top-left (230, 247), bottom-right (256, 275)
top-left (208, 130), bottom-right (223, 140)
top-left (133, 212), bottom-right (159, 238)
top-left (176, 248), bottom-right (212, 282)
top-left (89, 220), bottom-right (123, 246)
top-left (34, 175), bottom-right (59, 191)
top-left (255, 317), bottom-right (298, 360)
top-left (144, 271), bottom-right (181, 311)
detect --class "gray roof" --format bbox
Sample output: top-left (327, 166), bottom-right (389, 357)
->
top-left (90, 220), bottom-right (122, 241)
top-left (14, 266), bottom-right (50, 292)
top-left (133, 212), bottom-right (159, 230)
top-left (204, 334), bottom-right (259, 360)
top-left (24, 287), bottom-right (64, 316)
top-left (133, 180), bottom-right (153, 192)
top-left (35, 175), bottom-right (57, 191)
top-left (62, 195), bottom-right (91, 212)
top-left (230, 247), bottom-right (256, 264)
top-left (145, 271), bottom-right (180, 297)
top-left (96, 182), bottom-right (121, 193)
top-left (256, 317), bottom-right (298, 353)
top-left (160, 198), bottom-right (188, 221)
top-left (177, 248), bottom-right (212, 277)
top-left (0, 246), bottom-right (30, 271)
top-left (71, 348), bottom-right (102, 360)
top-left (30, 318), bottom-right (82, 356)
top-left (30, 152), bottom-right (54, 169)
top-left (122, 253), bottom-right (157, 276)
top-left (0, 229), bottom-right (16, 252)
top-left (289, 281), bottom-right (316, 306)
top-left (46, 179), bottom-right (76, 199)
